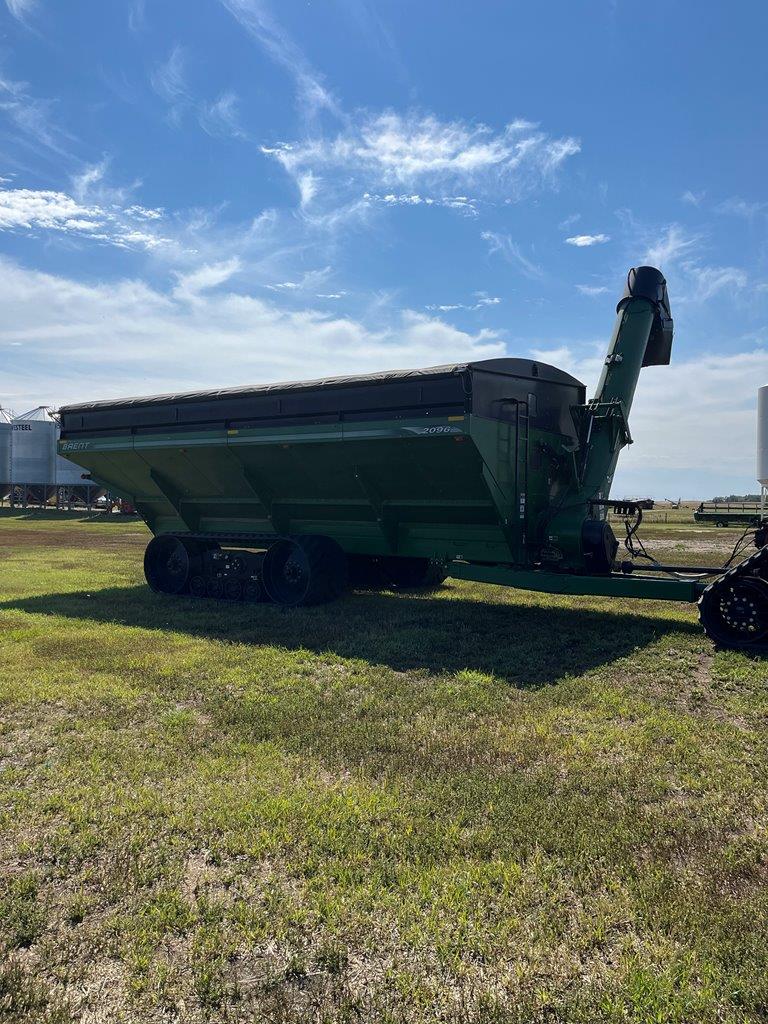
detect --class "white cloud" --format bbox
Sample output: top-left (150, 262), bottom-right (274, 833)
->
top-left (0, 186), bottom-right (172, 252)
top-left (297, 170), bottom-right (319, 209)
top-left (681, 190), bottom-right (705, 206)
top-left (264, 266), bottom-right (333, 294)
top-left (687, 265), bottom-right (747, 302)
top-left (565, 233), bottom-right (609, 247)
top-left (199, 91), bottom-right (243, 138)
top-left (173, 257), bottom-right (242, 300)
top-left (0, 256), bottom-right (504, 410)
top-left (265, 113), bottom-right (579, 208)
top-left (481, 231), bottom-right (543, 280)
top-left (0, 71), bottom-right (74, 159)
top-left (715, 196), bottom-right (766, 219)
top-left (124, 204), bottom-right (164, 220)
top-left (558, 212), bottom-right (580, 229)
top-left (128, 0), bottom-right (146, 32)
top-left (576, 284), bottom-right (610, 296)
top-left (151, 45), bottom-right (188, 104)
top-left (5, 0), bottom-right (35, 22)
top-left (150, 45), bottom-right (190, 125)
top-left (640, 224), bottom-right (699, 268)
top-left (219, 0), bottom-right (340, 121)
top-left (425, 293), bottom-right (501, 313)
top-left (71, 160), bottom-right (108, 201)
top-left (363, 191), bottom-right (479, 215)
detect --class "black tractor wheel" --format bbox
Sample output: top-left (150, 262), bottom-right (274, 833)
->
top-left (699, 577), bottom-right (768, 649)
top-left (381, 556), bottom-right (448, 592)
top-left (189, 575), bottom-right (207, 598)
top-left (262, 535), bottom-right (347, 607)
top-left (224, 578), bottom-right (243, 601)
top-left (144, 535), bottom-right (205, 595)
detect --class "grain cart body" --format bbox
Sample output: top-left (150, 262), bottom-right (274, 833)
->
top-left (58, 359), bottom-right (584, 567)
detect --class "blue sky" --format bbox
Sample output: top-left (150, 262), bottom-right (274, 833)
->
top-left (1, 0), bottom-right (767, 497)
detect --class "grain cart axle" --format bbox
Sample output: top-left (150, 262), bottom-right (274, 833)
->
top-left (58, 267), bottom-right (768, 652)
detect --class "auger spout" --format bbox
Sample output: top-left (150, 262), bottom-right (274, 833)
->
top-left (580, 265), bottom-right (673, 503)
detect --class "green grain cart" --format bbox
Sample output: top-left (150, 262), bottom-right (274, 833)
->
top-left (58, 267), bottom-right (768, 652)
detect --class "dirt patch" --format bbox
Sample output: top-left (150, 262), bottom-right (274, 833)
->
top-left (0, 525), bottom-right (147, 552)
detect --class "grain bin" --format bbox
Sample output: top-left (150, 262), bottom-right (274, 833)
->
top-left (12, 406), bottom-right (58, 503)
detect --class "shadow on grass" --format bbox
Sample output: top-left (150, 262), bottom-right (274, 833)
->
top-left (1, 583), bottom-right (700, 687)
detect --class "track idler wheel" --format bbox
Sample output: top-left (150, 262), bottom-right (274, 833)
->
top-left (144, 535), bottom-right (207, 595)
top-left (698, 577), bottom-right (768, 650)
top-left (262, 535), bottom-right (347, 607)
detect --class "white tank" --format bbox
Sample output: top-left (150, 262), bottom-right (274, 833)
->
top-left (0, 408), bottom-right (11, 497)
top-left (759, 386), bottom-right (768, 487)
top-left (12, 406), bottom-right (57, 485)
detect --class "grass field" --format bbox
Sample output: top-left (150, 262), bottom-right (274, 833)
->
top-left (1, 512), bottom-right (767, 1023)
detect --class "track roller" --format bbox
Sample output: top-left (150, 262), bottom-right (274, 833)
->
top-left (262, 535), bottom-right (347, 606)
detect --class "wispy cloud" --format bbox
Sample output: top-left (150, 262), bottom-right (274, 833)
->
top-left (199, 91), bottom-right (244, 139)
top-left (558, 212), bottom-right (580, 230)
top-left (71, 160), bottom-right (107, 201)
top-left (264, 266), bottom-right (333, 294)
top-left (219, 0), bottom-right (341, 121)
top-left (576, 284), bottom-right (610, 296)
top-left (426, 292), bottom-right (501, 313)
top-left (715, 196), bottom-right (766, 219)
top-left (150, 45), bottom-right (190, 124)
top-left (481, 230), bottom-right (543, 279)
top-left (640, 223), bottom-right (699, 268)
top-left (363, 191), bottom-right (479, 215)
top-left (264, 113), bottom-right (579, 208)
top-left (689, 265), bottom-right (748, 302)
top-left (127, 0), bottom-right (146, 32)
top-left (681, 189), bottom-right (705, 206)
top-left (4, 0), bottom-right (36, 22)
top-left (0, 70), bottom-right (75, 161)
top-left (565, 233), bottom-right (609, 247)
top-left (173, 257), bottom-right (242, 301)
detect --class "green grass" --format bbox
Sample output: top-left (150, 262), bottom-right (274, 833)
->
top-left (1, 514), bottom-right (767, 1023)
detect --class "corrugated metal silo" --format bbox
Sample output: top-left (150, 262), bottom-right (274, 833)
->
top-left (0, 408), bottom-right (12, 499)
top-left (12, 406), bottom-right (57, 486)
